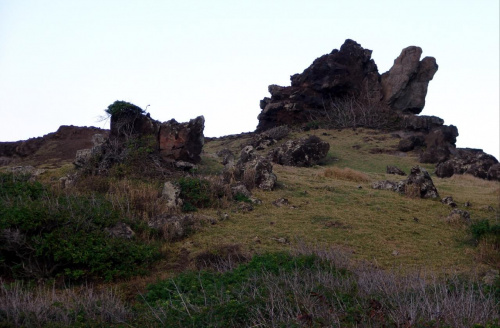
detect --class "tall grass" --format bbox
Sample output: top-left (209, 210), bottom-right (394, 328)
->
top-left (141, 244), bottom-right (499, 327)
top-left (0, 281), bottom-right (128, 327)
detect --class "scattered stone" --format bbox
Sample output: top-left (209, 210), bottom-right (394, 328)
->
top-left (446, 209), bottom-right (471, 223)
top-left (269, 136), bottom-right (330, 167)
top-left (272, 198), bottom-right (290, 207)
top-left (253, 236), bottom-right (261, 244)
top-left (271, 237), bottom-right (289, 244)
top-left (413, 217), bottom-right (419, 223)
top-left (386, 165), bottom-right (406, 176)
top-left (249, 197), bottom-right (262, 205)
top-left (392, 250), bottom-right (399, 256)
top-left (441, 196), bottom-right (457, 208)
top-left (231, 183), bottom-right (252, 198)
top-left (357, 185), bottom-right (363, 189)
top-left (238, 202), bottom-right (254, 212)
top-left (464, 201), bottom-right (471, 207)
top-left (105, 222), bottom-right (135, 239)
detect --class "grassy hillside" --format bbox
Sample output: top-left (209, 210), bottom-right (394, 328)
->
top-left (1, 127), bottom-right (498, 327)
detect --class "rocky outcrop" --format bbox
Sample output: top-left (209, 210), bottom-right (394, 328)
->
top-left (230, 146), bottom-right (277, 191)
top-left (372, 165), bottom-right (439, 199)
top-left (381, 47), bottom-right (438, 114)
top-left (435, 148), bottom-right (499, 180)
top-left (257, 40), bottom-right (383, 132)
top-left (158, 116), bottom-right (205, 163)
top-left (268, 136), bottom-right (330, 167)
top-left (256, 39), bottom-right (440, 132)
top-left (73, 101), bottom-right (205, 173)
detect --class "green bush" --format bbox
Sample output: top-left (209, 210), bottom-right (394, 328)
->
top-left (105, 100), bottom-right (145, 117)
top-left (177, 177), bottom-right (212, 212)
top-left (470, 219), bottom-right (500, 245)
top-left (0, 173), bottom-right (159, 281)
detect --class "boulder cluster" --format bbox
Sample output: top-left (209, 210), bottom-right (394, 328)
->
top-left (256, 39), bottom-right (498, 180)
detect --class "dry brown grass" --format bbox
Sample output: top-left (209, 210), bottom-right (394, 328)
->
top-left (323, 167), bottom-right (370, 182)
top-left (107, 179), bottom-right (166, 219)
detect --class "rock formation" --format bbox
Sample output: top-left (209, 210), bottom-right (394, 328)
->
top-left (381, 46), bottom-right (438, 114)
top-left (435, 148), bottom-right (499, 180)
top-left (268, 136), bottom-right (330, 167)
top-left (74, 101), bottom-right (205, 172)
top-left (256, 39), bottom-right (438, 132)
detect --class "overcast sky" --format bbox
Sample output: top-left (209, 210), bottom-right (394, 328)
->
top-left (0, 0), bottom-right (498, 159)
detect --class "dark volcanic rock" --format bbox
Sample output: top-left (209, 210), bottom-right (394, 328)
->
top-left (257, 39), bottom-right (382, 132)
top-left (269, 135), bottom-right (330, 167)
top-left (381, 47), bottom-right (438, 114)
top-left (435, 148), bottom-right (499, 180)
top-left (405, 166), bottom-right (439, 199)
top-left (158, 116), bottom-right (205, 164)
top-left (488, 163), bottom-right (500, 181)
top-left (419, 125), bottom-right (459, 164)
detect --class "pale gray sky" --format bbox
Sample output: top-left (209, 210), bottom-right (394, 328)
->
top-left (0, 0), bottom-right (498, 158)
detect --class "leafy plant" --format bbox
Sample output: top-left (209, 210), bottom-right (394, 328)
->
top-left (105, 100), bottom-right (145, 117)
top-left (177, 177), bottom-right (212, 212)
top-left (0, 173), bottom-right (159, 281)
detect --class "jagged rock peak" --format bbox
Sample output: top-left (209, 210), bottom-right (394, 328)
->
top-left (256, 39), bottom-right (438, 132)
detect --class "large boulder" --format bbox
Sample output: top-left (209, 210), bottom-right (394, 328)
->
top-left (418, 125), bottom-right (459, 164)
top-left (381, 47), bottom-right (438, 114)
top-left (158, 116), bottom-right (205, 163)
top-left (229, 146), bottom-right (277, 191)
top-left (435, 148), bottom-right (499, 180)
top-left (268, 136), bottom-right (330, 167)
top-left (257, 39), bottom-right (382, 132)
top-left (404, 166), bottom-right (439, 199)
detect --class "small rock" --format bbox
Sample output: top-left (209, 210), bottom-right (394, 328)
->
top-left (413, 217), bottom-right (419, 223)
top-left (441, 196), bottom-right (457, 207)
top-left (272, 198), bottom-right (290, 207)
top-left (392, 250), bottom-right (399, 256)
top-left (238, 203), bottom-right (253, 212)
top-left (271, 237), bottom-right (289, 244)
top-left (253, 236), bottom-right (261, 244)
top-left (386, 165), bottom-right (406, 176)
top-left (464, 201), bottom-right (471, 207)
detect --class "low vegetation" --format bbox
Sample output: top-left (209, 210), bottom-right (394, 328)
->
top-left (0, 173), bottom-right (159, 281)
top-left (1, 127), bottom-right (499, 327)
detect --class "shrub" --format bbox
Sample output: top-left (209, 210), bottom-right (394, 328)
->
top-left (140, 247), bottom-right (500, 328)
top-left (177, 177), bottom-right (212, 212)
top-left (105, 100), bottom-right (145, 117)
top-left (0, 173), bottom-right (159, 281)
